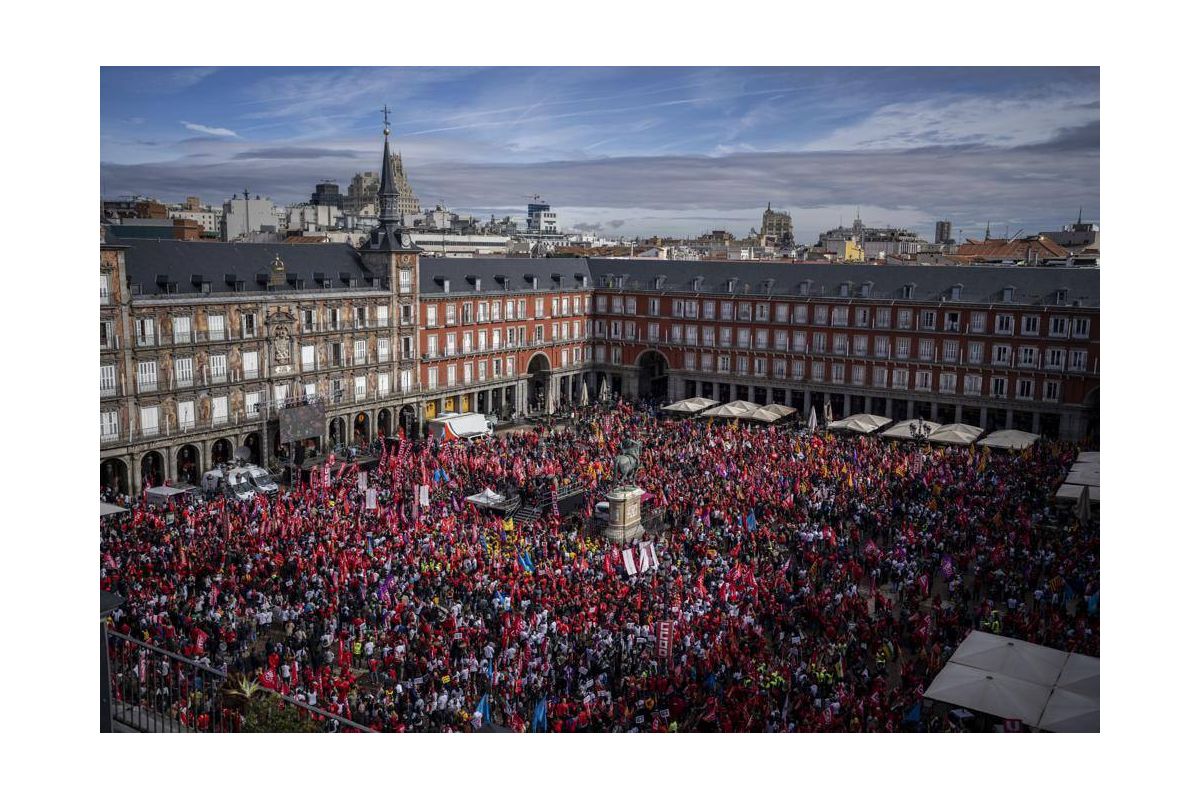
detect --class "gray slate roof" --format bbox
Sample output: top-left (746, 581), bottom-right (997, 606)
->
top-left (120, 239), bottom-right (378, 296)
top-left (419, 256), bottom-right (593, 296)
top-left (585, 258), bottom-right (1099, 307)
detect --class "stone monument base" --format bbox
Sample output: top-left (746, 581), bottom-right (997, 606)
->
top-left (602, 486), bottom-right (646, 543)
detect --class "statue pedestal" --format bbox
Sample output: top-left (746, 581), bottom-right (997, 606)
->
top-left (602, 486), bottom-right (645, 544)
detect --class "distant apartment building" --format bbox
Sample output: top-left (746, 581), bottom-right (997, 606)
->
top-left (222, 194), bottom-right (283, 241)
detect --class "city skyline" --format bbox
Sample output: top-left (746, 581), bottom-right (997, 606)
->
top-left (101, 66), bottom-right (1099, 241)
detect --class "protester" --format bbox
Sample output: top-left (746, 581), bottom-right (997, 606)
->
top-left (101, 400), bottom-right (1098, 732)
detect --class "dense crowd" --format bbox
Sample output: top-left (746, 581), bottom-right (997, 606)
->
top-left (101, 401), bottom-right (1099, 732)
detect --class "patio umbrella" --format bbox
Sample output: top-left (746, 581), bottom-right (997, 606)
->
top-left (807, 405), bottom-right (818, 429)
top-left (948, 631), bottom-right (1068, 686)
top-left (923, 663), bottom-right (1051, 727)
top-left (599, 376), bottom-right (610, 402)
top-left (823, 399), bottom-right (834, 425)
top-left (1037, 688), bottom-right (1099, 732)
top-left (579, 380), bottom-right (589, 406)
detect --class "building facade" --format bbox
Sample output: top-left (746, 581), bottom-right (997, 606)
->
top-left (99, 129), bottom-right (1101, 495)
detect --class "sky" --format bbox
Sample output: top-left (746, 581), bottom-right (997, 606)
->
top-left (100, 66), bottom-right (1099, 242)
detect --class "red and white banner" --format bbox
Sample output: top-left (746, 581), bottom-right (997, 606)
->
top-left (622, 549), bottom-right (638, 576)
top-left (638, 541), bottom-right (659, 573)
top-left (655, 621), bottom-right (674, 659)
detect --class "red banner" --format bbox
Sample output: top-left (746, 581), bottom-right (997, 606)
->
top-left (655, 621), bottom-right (673, 659)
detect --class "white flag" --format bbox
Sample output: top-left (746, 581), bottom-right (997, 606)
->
top-left (638, 541), bottom-right (659, 573)
top-left (365, 488), bottom-right (378, 510)
top-left (622, 548), bottom-right (638, 576)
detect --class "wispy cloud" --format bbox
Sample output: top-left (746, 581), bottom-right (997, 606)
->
top-left (181, 121), bottom-right (238, 137)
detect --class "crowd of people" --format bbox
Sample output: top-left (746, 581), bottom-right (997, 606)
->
top-left (101, 400), bottom-right (1099, 732)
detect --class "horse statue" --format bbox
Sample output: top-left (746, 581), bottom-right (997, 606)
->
top-left (614, 437), bottom-right (643, 487)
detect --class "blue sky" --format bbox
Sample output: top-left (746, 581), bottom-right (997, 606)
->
top-left (101, 66), bottom-right (1099, 241)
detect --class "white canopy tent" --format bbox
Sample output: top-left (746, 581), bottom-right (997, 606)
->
top-left (924, 663), bottom-right (1052, 728)
top-left (926, 423), bottom-right (984, 446)
top-left (100, 501), bottom-right (130, 518)
top-left (978, 429), bottom-right (1041, 451)
top-left (881, 419), bottom-right (942, 441)
top-left (760, 403), bottom-right (797, 420)
top-left (827, 413), bottom-right (892, 435)
top-left (925, 631), bottom-right (1099, 731)
top-left (701, 400), bottom-right (761, 420)
top-left (662, 396), bottom-right (719, 415)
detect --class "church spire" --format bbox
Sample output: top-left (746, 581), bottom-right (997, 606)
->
top-left (377, 106), bottom-right (401, 225)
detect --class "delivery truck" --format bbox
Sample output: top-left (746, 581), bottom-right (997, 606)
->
top-left (426, 412), bottom-right (495, 442)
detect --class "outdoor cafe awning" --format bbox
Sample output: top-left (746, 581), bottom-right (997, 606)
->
top-left (662, 396), bottom-right (719, 415)
top-left (925, 423), bottom-right (984, 446)
top-left (978, 429), bottom-right (1040, 451)
top-left (100, 501), bottom-right (130, 518)
top-left (881, 419), bottom-right (941, 441)
top-left (827, 413), bottom-right (892, 435)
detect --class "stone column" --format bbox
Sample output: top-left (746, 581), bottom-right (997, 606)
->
top-left (1031, 412), bottom-right (1041, 434)
top-left (1005, 408), bottom-right (1014, 429)
top-left (885, 396), bottom-right (893, 419)
top-left (954, 404), bottom-right (963, 423)
top-left (979, 407), bottom-right (988, 430)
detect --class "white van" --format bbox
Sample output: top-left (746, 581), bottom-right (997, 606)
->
top-left (245, 465), bottom-right (280, 497)
top-left (427, 412), bottom-right (495, 442)
top-left (201, 467), bottom-right (257, 502)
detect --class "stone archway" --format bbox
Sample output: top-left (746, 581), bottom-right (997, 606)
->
top-left (526, 353), bottom-right (552, 413)
top-left (242, 433), bottom-right (261, 465)
top-left (139, 451), bottom-right (164, 491)
top-left (399, 404), bottom-right (417, 439)
top-left (636, 350), bottom-right (669, 401)
top-left (176, 444), bottom-right (200, 485)
top-left (101, 458), bottom-right (129, 495)
top-left (329, 417), bottom-right (346, 448)
top-left (211, 438), bottom-right (232, 466)
top-left (377, 408), bottom-right (392, 437)
top-left (352, 411), bottom-right (371, 447)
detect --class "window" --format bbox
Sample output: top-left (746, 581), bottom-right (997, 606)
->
top-left (1070, 350), bottom-right (1088, 372)
top-left (243, 351), bottom-right (259, 380)
top-left (137, 360), bottom-right (158, 392)
top-left (377, 305), bottom-right (389, 328)
top-left (649, 298), bottom-right (661, 316)
top-left (942, 341), bottom-right (959, 363)
top-left (1016, 378), bottom-right (1034, 400)
top-left (968, 341), bottom-right (983, 365)
top-left (793, 331), bottom-right (808, 352)
top-left (970, 312), bottom-right (986, 333)
top-left (401, 369), bottom-right (414, 393)
top-left (737, 356), bottom-right (749, 375)
top-left (703, 327), bottom-right (715, 347)
top-left (774, 330), bottom-right (789, 351)
top-left (173, 316), bottom-right (192, 344)
top-left (831, 306), bottom-right (848, 326)
top-left (302, 345), bottom-right (315, 371)
top-left (426, 366), bottom-right (438, 389)
top-left (812, 332), bottom-right (827, 354)
top-left (792, 360), bottom-right (806, 380)
top-left (721, 301), bottom-right (734, 321)
top-left (505, 300), bottom-right (515, 320)
top-left (793, 304), bottom-right (808, 324)
top-left (774, 359), bottom-right (787, 378)
top-left (811, 361), bottom-right (825, 382)
top-left (991, 377), bottom-right (1008, 398)
top-left (242, 313), bottom-right (257, 338)
top-left (177, 400), bottom-right (195, 431)
top-left (833, 334), bottom-right (847, 355)
top-left (701, 353), bottom-right (714, 371)
top-left (517, 299), bottom-right (527, 319)
top-left (426, 335), bottom-right (439, 358)
top-left (686, 325), bottom-right (698, 346)
top-left (1022, 315), bottom-right (1040, 336)
top-left (855, 307), bottom-right (870, 327)
top-left (755, 329), bottom-right (769, 349)
top-left (446, 304), bottom-right (458, 325)
top-left (738, 302), bottom-right (752, 321)
top-left (207, 314), bottom-right (226, 341)
top-left (596, 295), bottom-right (608, 313)
top-left (964, 375), bottom-right (982, 396)
top-left (302, 308), bottom-right (316, 332)
top-left (915, 370), bottom-right (932, 391)
top-left (426, 305), bottom-right (438, 327)
top-left (944, 311), bottom-right (960, 332)
top-left (209, 353), bottom-right (228, 382)
top-left (896, 309), bottom-right (912, 329)
top-left (720, 327), bottom-right (733, 347)
top-left (717, 355), bottom-right (730, 373)
top-left (378, 338), bottom-right (391, 362)
top-left (995, 314), bottom-right (1014, 335)
top-left (1047, 348), bottom-right (1065, 370)
top-left (462, 363), bottom-right (472, 385)
top-left (895, 338), bottom-right (910, 360)
top-left (245, 391), bottom-right (261, 417)
top-left (444, 333), bottom-right (457, 357)
top-left (303, 383), bottom-right (316, 400)
top-left (754, 357), bottom-right (767, 377)
top-left (135, 318), bottom-right (156, 346)
top-left (813, 306), bottom-right (828, 325)
top-left (612, 296), bottom-right (624, 315)
top-left (686, 352), bottom-right (698, 370)
top-left (100, 274), bottom-right (110, 303)
top-left (594, 345), bottom-right (607, 363)
top-left (918, 339), bottom-right (934, 361)
top-left (920, 310), bottom-right (936, 330)
top-left (830, 363), bottom-right (845, 383)
top-left (100, 364), bottom-right (116, 396)
top-left (1050, 317), bottom-right (1068, 337)
top-left (873, 366), bottom-right (887, 387)
top-left (1044, 380), bottom-right (1061, 402)
top-left (140, 406), bottom-right (159, 436)
top-left (397, 269), bottom-right (413, 293)
top-left (175, 357), bottom-right (193, 387)
top-left (1018, 346), bottom-right (1037, 368)
top-left (992, 345), bottom-right (1011, 365)
top-left (611, 347), bottom-right (623, 366)
top-left (851, 335), bottom-right (867, 357)
top-left (874, 307), bottom-right (890, 328)
top-left (101, 320), bottom-right (115, 349)
top-left (1072, 318), bottom-right (1091, 339)
top-left (891, 368), bottom-right (908, 389)
top-left (852, 365), bottom-right (866, 385)
top-left (939, 372), bottom-right (957, 394)
top-left (775, 304), bottom-right (789, 323)
top-left (874, 337), bottom-right (889, 358)
top-left (737, 328), bottom-right (751, 348)
top-left (445, 365), bottom-right (456, 388)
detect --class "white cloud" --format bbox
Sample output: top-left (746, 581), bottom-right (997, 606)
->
top-left (181, 121), bottom-right (238, 138)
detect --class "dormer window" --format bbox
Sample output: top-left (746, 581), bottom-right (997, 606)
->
top-left (950, 283), bottom-right (963, 301)
top-left (799, 280), bottom-right (812, 297)
top-left (691, 277), bottom-right (702, 292)
top-left (654, 275), bottom-right (666, 290)
top-left (474, 277), bottom-right (482, 292)
top-left (1055, 288), bottom-right (1069, 305)
top-left (725, 278), bottom-right (736, 293)
top-left (902, 283), bottom-right (915, 300)
top-left (531, 276), bottom-right (539, 290)
top-left (839, 281), bottom-right (851, 298)
top-left (1003, 286), bottom-right (1015, 303)
top-left (860, 282), bottom-right (873, 298)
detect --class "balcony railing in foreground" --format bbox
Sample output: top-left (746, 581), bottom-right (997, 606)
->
top-left (105, 629), bottom-right (371, 733)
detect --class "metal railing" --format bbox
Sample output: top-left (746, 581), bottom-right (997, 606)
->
top-left (105, 628), bottom-right (371, 733)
